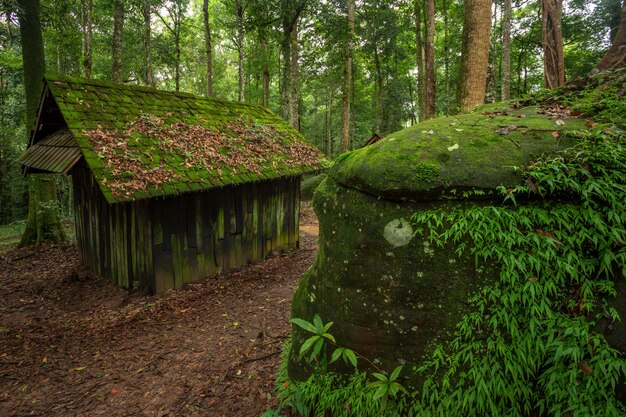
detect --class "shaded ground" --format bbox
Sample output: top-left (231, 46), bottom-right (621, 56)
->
top-left (0, 203), bottom-right (318, 417)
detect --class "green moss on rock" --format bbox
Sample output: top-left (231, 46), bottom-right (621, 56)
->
top-left (330, 103), bottom-right (587, 201)
top-left (288, 176), bottom-right (498, 387)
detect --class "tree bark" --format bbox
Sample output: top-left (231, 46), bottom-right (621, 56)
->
top-left (373, 41), bottom-right (383, 133)
top-left (327, 83), bottom-right (333, 155)
top-left (443, 0), bottom-right (450, 114)
top-left (203, 0), bottom-right (213, 96)
top-left (413, 0), bottom-right (426, 121)
top-left (20, 176), bottom-right (67, 245)
top-left (236, 0), bottom-right (244, 102)
top-left (17, 0), bottom-right (66, 246)
top-left (112, 0), bottom-right (124, 83)
top-left (485, 1), bottom-right (498, 102)
top-left (424, 0), bottom-right (435, 119)
top-left (542, 0), bottom-right (565, 89)
top-left (86, 2), bottom-right (93, 77)
top-left (501, 0), bottom-right (512, 100)
top-left (261, 38), bottom-right (270, 107)
top-left (414, 0), bottom-right (426, 120)
top-left (594, 5), bottom-right (626, 72)
top-left (341, 0), bottom-right (355, 152)
top-left (280, 0), bottom-right (306, 120)
top-left (143, 0), bottom-right (154, 87)
top-left (84, 0), bottom-right (93, 78)
top-left (289, 22), bottom-right (299, 129)
top-left (456, 0), bottom-right (492, 112)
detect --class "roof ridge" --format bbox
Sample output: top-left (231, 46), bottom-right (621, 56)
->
top-left (44, 75), bottom-right (271, 112)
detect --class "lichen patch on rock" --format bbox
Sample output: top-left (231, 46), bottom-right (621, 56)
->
top-left (383, 218), bottom-right (413, 247)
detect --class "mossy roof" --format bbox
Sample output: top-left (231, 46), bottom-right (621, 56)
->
top-left (40, 77), bottom-right (322, 203)
top-left (331, 102), bottom-right (590, 201)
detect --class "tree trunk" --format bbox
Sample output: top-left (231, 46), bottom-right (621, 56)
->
top-left (341, 0), bottom-right (355, 152)
top-left (374, 42), bottom-right (383, 133)
top-left (424, 0), bottom-right (435, 119)
top-left (486, 1), bottom-right (499, 102)
top-left (236, 0), bottom-right (244, 102)
top-left (542, 0), bottom-right (565, 89)
top-left (203, 0), bottom-right (213, 96)
top-left (261, 38), bottom-right (270, 107)
top-left (327, 83), bottom-right (333, 155)
top-left (143, 0), bottom-right (154, 87)
top-left (456, 0), bottom-right (492, 112)
top-left (501, 0), bottom-right (512, 100)
top-left (594, 5), bottom-right (626, 72)
top-left (414, 0), bottom-right (426, 121)
top-left (20, 176), bottom-right (67, 245)
top-left (82, 0), bottom-right (92, 78)
top-left (112, 0), bottom-right (124, 83)
top-left (443, 0), bottom-right (449, 114)
top-left (17, 0), bottom-right (66, 246)
top-left (289, 22), bottom-right (299, 129)
top-left (280, 0), bottom-right (306, 120)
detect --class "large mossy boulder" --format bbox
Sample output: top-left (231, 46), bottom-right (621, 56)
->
top-left (288, 102), bottom-right (599, 387)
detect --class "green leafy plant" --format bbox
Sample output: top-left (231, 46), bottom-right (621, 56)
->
top-left (290, 314), bottom-right (336, 363)
top-left (273, 83), bottom-right (626, 416)
top-left (370, 365), bottom-right (408, 411)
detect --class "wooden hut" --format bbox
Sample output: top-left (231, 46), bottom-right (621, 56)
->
top-left (362, 133), bottom-right (384, 148)
top-left (18, 77), bottom-right (322, 294)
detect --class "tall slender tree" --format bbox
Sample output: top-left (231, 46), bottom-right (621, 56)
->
top-left (156, 0), bottom-right (185, 91)
top-left (456, 0), bottom-right (492, 112)
top-left (424, 0), bottom-right (435, 119)
top-left (143, 0), bottom-right (155, 87)
top-left (443, 0), bottom-right (450, 114)
top-left (542, 0), bottom-right (565, 89)
top-left (280, 0), bottom-right (307, 123)
top-left (289, 22), bottom-right (299, 128)
top-left (203, 0), bottom-right (213, 96)
top-left (235, 0), bottom-right (244, 101)
top-left (81, 0), bottom-right (93, 78)
top-left (501, 0), bottom-right (512, 100)
top-left (340, 0), bottom-right (355, 151)
top-left (17, 0), bottom-right (66, 245)
top-left (414, 0), bottom-right (425, 120)
top-left (112, 0), bottom-right (124, 82)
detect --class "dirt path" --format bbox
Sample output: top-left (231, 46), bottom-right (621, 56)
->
top-left (0, 203), bottom-right (318, 417)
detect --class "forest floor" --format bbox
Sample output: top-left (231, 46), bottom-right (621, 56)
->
top-left (0, 202), bottom-right (319, 417)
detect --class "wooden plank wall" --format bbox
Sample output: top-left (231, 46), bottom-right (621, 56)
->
top-left (150, 176), bottom-right (300, 293)
top-left (72, 165), bottom-right (153, 291)
top-left (73, 167), bottom-right (301, 294)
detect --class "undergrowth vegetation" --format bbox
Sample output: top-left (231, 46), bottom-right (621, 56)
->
top-left (269, 78), bottom-right (626, 417)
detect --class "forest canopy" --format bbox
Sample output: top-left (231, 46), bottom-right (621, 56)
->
top-left (0, 0), bottom-right (622, 225)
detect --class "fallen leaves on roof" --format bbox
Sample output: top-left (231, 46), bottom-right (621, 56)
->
top-left (86, 113), bottom-right (321, 198)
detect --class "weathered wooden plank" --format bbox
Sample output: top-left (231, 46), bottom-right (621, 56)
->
top-left (216, 205), bottom-right (225, 240)
top-left (171, 233), bottom-right (184, 289)
top-left (187, 194), bottom-right (198, 248)
top-left (188, 246), bottom-right (199, 283)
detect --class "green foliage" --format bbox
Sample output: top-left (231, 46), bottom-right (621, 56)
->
top-left (291, 314), bottom-right (336, 363)
top-left (404, 129), bottom-right (626, 416)
top-left (276, 124), bottom-right (626, 415)
top-left (267, 339), bottom-right (405, 417)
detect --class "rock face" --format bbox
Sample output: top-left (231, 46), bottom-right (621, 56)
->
top-left (288, 103), bottom-right (594, 386)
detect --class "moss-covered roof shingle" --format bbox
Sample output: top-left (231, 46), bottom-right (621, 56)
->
top-left (43, 77), bottom-right (322, 203)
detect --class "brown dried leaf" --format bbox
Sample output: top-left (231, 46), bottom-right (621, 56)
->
top-left (579, 361), bottom-right (593, 376)
top-left (525, 178), bottom-right (539, 193)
